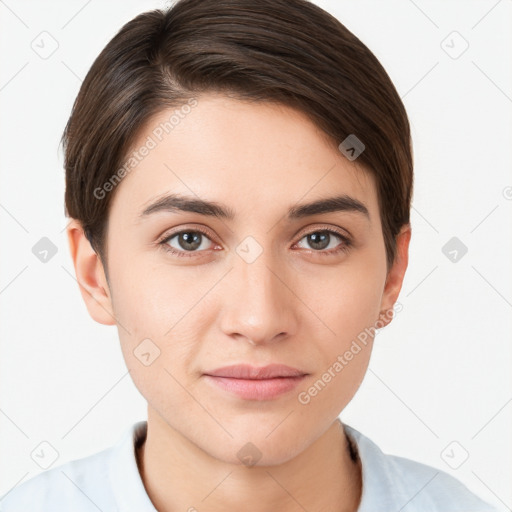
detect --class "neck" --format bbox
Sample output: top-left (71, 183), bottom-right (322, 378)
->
top-left (136, 408), bottom-right (362, 512)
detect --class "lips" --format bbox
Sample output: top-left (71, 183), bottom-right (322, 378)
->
top-left (204, 364), bottom-right (307, 379)
top-left (203, 364), bottom-right (308, 400)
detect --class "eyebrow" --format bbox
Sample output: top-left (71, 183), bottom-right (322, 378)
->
top-left (139, 193), bottom-right (370, 221)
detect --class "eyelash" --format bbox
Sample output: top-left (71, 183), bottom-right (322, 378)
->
top-left (157, 225), bottom-right (352, 259)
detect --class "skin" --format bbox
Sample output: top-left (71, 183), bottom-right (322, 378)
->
top-left (67, 92), bottom-right (411, 512)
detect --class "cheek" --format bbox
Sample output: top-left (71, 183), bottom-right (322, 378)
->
top-left (306, 261), bottom-right (384, 348)
top-left (110, 267), bottom-right (202, 416)
top-left (108, 257), bottom-right (214, 380)
top-left (109, 252), bottom-right (203, 335)
top-left (295, 258), bottom-right (384, 408)
top-left (295, 269), bottom-right (380, 416)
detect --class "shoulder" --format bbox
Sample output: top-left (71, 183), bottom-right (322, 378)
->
top-left (0, 444), bottom-right (116, 512)
top-left (344, 424), bottom-right (498, 512)
top-left (0, 421), bottom-right (152, 512)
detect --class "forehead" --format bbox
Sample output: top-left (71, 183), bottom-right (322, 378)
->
top-left (109, 93), bottom-right (378, 225)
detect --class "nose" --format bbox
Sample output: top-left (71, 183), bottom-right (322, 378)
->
top-left (218, 246), bottom-right (299, 346)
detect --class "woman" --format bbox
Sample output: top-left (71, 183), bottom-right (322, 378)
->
top-left (0, 0), bottom-right (498, 510)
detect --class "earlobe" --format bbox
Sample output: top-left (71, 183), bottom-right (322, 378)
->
top-left (377, 224), bottom-right (412, 328)
top-left (66, 219), bottom-right (116, 326)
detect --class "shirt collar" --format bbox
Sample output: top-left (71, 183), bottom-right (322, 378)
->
top-left (344, 423), bottom-right (402, 511)
top-left (109, 420), bottom-right (157, 511)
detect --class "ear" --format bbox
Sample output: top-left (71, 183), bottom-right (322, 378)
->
top-left (377, 224), bottom-right (412, 328)
top-left (66, 219), bottom-right (116, 326)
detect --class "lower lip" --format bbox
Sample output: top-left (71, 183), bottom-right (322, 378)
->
top-left (203, 375), bottom-right (307, 400)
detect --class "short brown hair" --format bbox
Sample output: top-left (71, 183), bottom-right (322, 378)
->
top-left (61, 0), bottom-right (413, 273)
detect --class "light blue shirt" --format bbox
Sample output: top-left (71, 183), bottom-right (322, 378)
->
top-left (0, 420), bottom-right (498, 511)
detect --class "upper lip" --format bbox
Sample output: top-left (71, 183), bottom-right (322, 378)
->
top-left (204, 364), bottom-right (307, 379)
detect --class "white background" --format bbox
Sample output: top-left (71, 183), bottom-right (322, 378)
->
top-left (0, 0), bottom-right (511, 509)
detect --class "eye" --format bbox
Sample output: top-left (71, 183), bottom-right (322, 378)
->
top-left (294, 228), bottom-right (352, 256)
top-left (158, 227), bottom-right (216, 258)
top-left (157, 226), bottom-right (352, 259)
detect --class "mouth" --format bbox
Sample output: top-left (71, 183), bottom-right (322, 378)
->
top-left (203, 364), bottom-right (308, 400)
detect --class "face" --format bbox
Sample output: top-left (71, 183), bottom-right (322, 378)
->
top-left (69, 93), bottom-right (410, 466)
